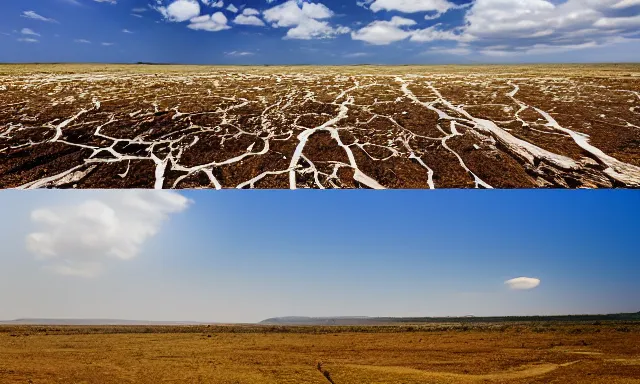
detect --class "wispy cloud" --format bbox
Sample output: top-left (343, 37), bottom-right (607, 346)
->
top-left (21, 10), bottom-right (58, 23)
top-left (225, 50), bottom-right (254, 56)
top-left (21, 28), bottom-right (40, 37)
top-left (74, 39), bottom-right (92, 44)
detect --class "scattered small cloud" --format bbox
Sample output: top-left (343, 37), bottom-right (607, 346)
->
top-left (505, 277), bottom-right (541, 290)
top-left (21, 11), bottom-right (57, 23)
top-left (17, 38), bottom-right (39, 43)
top-left (155, 0), bottom-right (201, 22)
top-left (225, 50), bottom-right (254, 56)
top-left (234, 8), bottom-right (265, 26)
top-left (101, 42), bottom-right (115, 46)
top-left (122, 29), bottom-right (134, 33)
top-left (344, 52), bottom-right (369, 58)
top-left (21, 28), bottom-right (40, 37)
top-left (188, 12), bottom-right (230, 32)
top-left (74, 39), bottom-right (92, 43)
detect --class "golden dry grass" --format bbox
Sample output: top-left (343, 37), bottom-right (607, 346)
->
top-left (1, 324), bottom-right (639, 383)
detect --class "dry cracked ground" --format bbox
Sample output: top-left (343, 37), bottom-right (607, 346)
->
top-left (1, 64), bottom-right (639, 189)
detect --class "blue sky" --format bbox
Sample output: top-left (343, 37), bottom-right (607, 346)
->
top-left (1, 0), bottom-right (640, 64)
top-left (0, 190), bottom-right (638, 323)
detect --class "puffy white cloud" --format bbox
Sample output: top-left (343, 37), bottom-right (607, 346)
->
top-left (504, 277), bottom-right (541, 290)
top-left (368, 0), bottom-right (455, 13)
top-left (351, 19), bottom-right (413, 45)
top-left (234, 8), bottom-right (265, 26)
top-left (263, 0), bottom-right (348, 39)
top-left (25, 191), bottom-right (191, 278)
top-left (156, 0), bottom-right (201, 22)
top-left (234, 14), bottom-right (266, 26)
top-left (352, 16), bottom-right (434, 45)
top-left (461, 0), bottom-right (640, 54)
top-left (409, 24), bottom-right (463, 42)
top-left (242, 8), bottom-right (260, 16)
top-left (351, 0), bottom-right (640, 56)
top-left (188, 11), bottom-right (230, 31)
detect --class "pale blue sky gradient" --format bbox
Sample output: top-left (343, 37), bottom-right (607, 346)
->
top-left (0, 190), bottom-right (638, 323)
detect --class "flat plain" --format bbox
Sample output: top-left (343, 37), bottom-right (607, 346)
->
top-left (1, 64), bottom-right (639, 189)
top-left (1, 323), bottom-right (640, 383)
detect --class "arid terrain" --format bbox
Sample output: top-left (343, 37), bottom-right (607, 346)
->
top-left (1, 323), bottom-right (639, 383)
top-left (1, 64), bottom-right (639, 189)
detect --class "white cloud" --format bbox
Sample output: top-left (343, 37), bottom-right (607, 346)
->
top-left (460, 0), bottom-right (640, 53)
top-left (21, 28), bottom-right (40, 37)
top-left (234, 14), bottom-right (266, 26)
top-left (74, 39), bottom-right (92, 43)
top-left (25, 191), bottom-right (191, 278)
top-left (122, 29), bottom-right (134, 33)
top-left (17, 38), bottom-right (39, 43)
top-left (242, 8), bottom-right (259, 16)
top-left (93, 0), bottom-right (117, 4)
top-left (201, 0), bottom-right (224, 6)
top-left (504, 277), bottom-right (541, 290)
top-left (225, 50), bottom-right (254, 56)
top-left (21, 11), bottom-right (57, 23)
top-left (226, 3), bottom-right (239, 13)
top-left (368, 0), bottom-right (454, 13)
top-left (351, 16), bottom-right (416, 45)
top-left (263, 0), bottom-right (349, 39)
top-left (132, 7), bottom-right (148, 13)
top-left (156, 0), bottom-right (201, 22)
top-left (188, 12), bottom-right (230, 31)
top-left (101, 42), bottom-right (115, 46)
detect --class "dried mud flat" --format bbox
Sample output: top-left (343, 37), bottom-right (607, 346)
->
top-left (1, 64), bottom-right (639, 189)
top-left (1, 324), bottom-right (640, 383)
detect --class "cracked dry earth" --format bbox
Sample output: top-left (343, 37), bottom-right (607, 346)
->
top-left (1, 65), bottom-right (639, 189)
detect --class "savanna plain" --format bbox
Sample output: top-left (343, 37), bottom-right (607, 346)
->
top-left (1, 323), bottom-right (640, 383)
top-left (1, 64), bottom-right (639, 189)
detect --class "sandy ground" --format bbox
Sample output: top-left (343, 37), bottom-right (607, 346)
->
top-left (1, 324), bottom-right (640, 383)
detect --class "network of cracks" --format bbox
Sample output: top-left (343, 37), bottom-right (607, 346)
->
top-left (1, 70), bottom-right (639, 189)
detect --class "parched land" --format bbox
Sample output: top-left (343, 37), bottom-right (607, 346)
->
top-left (1, 64), bottom-right (639, 189)
top-left (1, 323), bottom-right (640, 383)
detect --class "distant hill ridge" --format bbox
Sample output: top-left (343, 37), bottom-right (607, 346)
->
top-left (260, 312), bottom-right (640, 325)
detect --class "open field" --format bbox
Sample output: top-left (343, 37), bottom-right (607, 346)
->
top-left (1, 323), bottom-right (640, 383)
top-left (1, 64), bottom-right (639, 189)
